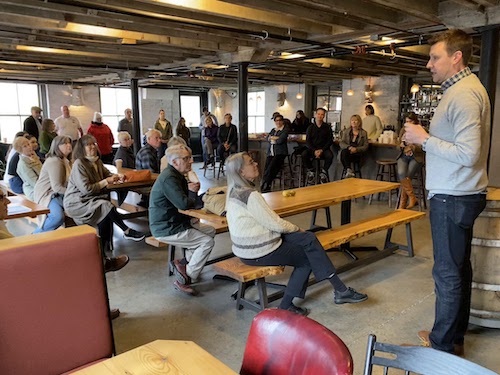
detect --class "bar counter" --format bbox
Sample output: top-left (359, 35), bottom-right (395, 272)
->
top-left (248, 134), bottom-right (400, 181)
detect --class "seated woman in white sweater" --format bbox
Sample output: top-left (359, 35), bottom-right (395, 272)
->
top-left (225, 152), bottom-right (368, 315)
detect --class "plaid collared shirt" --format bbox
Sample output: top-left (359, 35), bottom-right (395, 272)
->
top-left (441, 67), bottom-right (472, 91)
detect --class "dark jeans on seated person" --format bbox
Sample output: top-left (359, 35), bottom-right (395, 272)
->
top-left (9, 176), bottom-right (24, 194)
top-left (240, 231), bottom-right (342, 300)
top-left (262, 155), bottom-right (286, 187)
top-left (217, 144), bottom-right (237, 164)
top-left (428, 193), bottom-right (486, 353)
top-left (301, 148), bottom-right (333, 174)
top-left (340, 149), bottom-right (361, 169)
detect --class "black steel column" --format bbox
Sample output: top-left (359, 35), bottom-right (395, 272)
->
top-left (479, 27), bottom-right (499, 111)
top-left (479, 26), bottom-right (499, 172)
top-left (130, 78), bottom-right (141, 154)
top-left (238, 62), bottom-right (249, 152)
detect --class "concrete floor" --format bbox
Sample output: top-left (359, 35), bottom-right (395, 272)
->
top-left (9, 163), bottom-right (500, 374)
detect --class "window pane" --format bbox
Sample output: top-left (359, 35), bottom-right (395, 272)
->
top-left (180, 95), bottom-right (201, 128)
top-left (115, 90), bottom-right (132, 112)
top-left (255, 116), bottom-right (265, 133)
top-left (100, 88), bottom-right (117, 115)
top-left (0, 116), bottom-right (23, 143)
top-left (17, 84), bottom-right (39, 114)
top-left (248, 117), bottom-right (256, 134)
top-left (0, 83), bottom-right (19, 115)
top-left (255, 92), bottom-right (265, 114)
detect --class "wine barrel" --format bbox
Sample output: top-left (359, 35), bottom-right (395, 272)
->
top-left (470, 199), bottom-right (500, 328)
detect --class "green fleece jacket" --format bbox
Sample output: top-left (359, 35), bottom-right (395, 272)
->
top-left (149, 164), bottom-right (196, 237)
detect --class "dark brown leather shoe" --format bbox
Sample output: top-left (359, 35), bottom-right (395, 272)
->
top-left (110, 308), bottom-right (120, 320)
top-left (173, 280), bottom-right (197, 296)
top-left (170, 259), bottom-right (191, 285)
top-left (104, 255), bottom-right (129, 273)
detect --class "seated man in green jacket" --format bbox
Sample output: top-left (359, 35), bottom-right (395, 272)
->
top-left (149, 144), bottom-right (215, 296)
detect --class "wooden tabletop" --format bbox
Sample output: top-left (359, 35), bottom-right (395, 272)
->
top-left (6, 195), bottom-right (50, 220)
top-left (263, 178), bottom-right (400, 217)
top-left (72, 340), bottom-right (238, 375)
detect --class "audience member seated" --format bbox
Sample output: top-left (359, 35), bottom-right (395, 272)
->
top-left (64, 135), bottom-right (145, 262)
top-left (33, 136), bottom-right (73, 233)
top-left (160, 136), bottom-right (187, 172)
top-left (217, 113), bottom-right (238, 165)
top-left (87, 112), bottom-right (114, 164)
top-left (225, 152), bottom-right (367, 316)
top-left (113, 131), bottom-right (135, 169)
top-left (339, 115), bottom-right (369, 179)
top-left (0, 185), bottom-right (13, 239)
top-left (15, 135), bottom-right (42, 200)
top-left (301, 108), bottom-right (334, 184)
top-left (201, 116), bottom-right (219, 169)
top-left (27, 134), bottom-right (44, 161)
top-left (363, 104), bottom-right (383, 141)
top-left (154, 109), bottom-right (173, 158)
top-left (136, 129), bottom-right (161, 173)
top-left (291, 110), bottom-right (310, 133)
top-left (397, 112), bottom-right (424, 209)
top-left (261, 114), bottom-right (288, 193)
top-left (4, 132), bottom-right (28, 194)
top-left (149, 145), bottom-right (215, 296)
top-left (176, 117), bottom-right (191, 146)
top-left (38, 118), bottom-right (57, 157)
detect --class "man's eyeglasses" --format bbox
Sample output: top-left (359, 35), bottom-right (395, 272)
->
top-left (176, 156), bottom-right (192, 162)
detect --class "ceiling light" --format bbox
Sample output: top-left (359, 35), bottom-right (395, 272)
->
top-left (296, 83), bottom-right (303, 99)
top-left (347, 89), bottom-right (354, 96)
top-left (279, 52), bottom-right (306, 59)
top-left (410, 83), bottom-right (421, 93)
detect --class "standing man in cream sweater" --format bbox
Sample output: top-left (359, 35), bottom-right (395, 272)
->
top-left (405, 29), bottom-right (490, 356)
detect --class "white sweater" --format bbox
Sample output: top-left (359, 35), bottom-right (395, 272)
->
top-left (226, 187), bottom-right (299, 259)
top-left (425, 73), bottom-right (490, 195)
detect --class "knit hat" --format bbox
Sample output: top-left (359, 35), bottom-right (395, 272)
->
top-left (93, 112), bottom-right (102, 122)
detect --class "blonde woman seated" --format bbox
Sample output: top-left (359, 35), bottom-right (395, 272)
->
top-left (225, 152), bottom-right (367, 315)
top-left (33, 136), bottom-right (73, 233)
top-left (15, 135), bottom-right (42, 200)
top-left (339, 114), bottom-right (369, 179)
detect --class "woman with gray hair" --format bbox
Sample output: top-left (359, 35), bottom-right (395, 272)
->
top-left (33, 136), bottom-right (73, 233)
top-left (225, 152), bottom-right (367, 315)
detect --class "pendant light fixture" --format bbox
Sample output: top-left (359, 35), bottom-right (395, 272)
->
top-left (347, 79), bottom-right (354, 96)
top-left (296, 83), bottom-right (303, 99)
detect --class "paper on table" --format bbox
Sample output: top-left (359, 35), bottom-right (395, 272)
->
top-left (8, 204), bottom-right (32, 214)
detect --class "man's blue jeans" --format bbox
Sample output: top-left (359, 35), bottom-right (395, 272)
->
top-left (428, 193), bottom-right (486, 352)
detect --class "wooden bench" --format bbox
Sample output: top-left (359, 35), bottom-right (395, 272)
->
top-left (212, 258), bottom-right (286, 312)
top-left (212, 209), bottom-right (425, 312)
top-left (146, 220), bottom-right (229, 275)
top-left (316, 209), bottom-right (425, 274)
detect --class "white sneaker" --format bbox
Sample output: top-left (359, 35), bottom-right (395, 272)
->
top-left (344, 168), bottom-right (355, 179)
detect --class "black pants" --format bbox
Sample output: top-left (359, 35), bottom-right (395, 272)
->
top-left (301, 148), bottom-right (333, 172)
top-left (240, 231), bottom-right (337, 299)
top-left (340, 149), bottom-right (361, 169)
top-left (262, 155), bottom-right (286, 186)
top-left (97, 207), bottom-right (128, 253)
top-left (217, 144), bottom-right (238, 164)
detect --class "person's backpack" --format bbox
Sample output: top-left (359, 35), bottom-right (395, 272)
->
top-left (202, 186), bottom-right (227, 216)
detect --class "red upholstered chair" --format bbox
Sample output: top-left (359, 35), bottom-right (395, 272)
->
top-left (0, 226), bottom-right (114, 375)
top-left (240, 308), bottom-right (353, 375)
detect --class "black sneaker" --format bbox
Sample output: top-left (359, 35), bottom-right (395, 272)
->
top-left (123, 229), bottom-right (145, 241)
top-left (320, 169), bottom-right (329, 184)
top-left (334, 287), bottom-right (368, 304)
top-left (283, 303), bottom-right (310, 316)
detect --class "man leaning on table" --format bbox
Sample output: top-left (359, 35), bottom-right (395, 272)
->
top-left (149, 144), bottom-right (215, 296)
top-left (404, 29), bottom-right (490, 356)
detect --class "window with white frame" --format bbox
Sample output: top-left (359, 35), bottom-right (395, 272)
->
top-left (99, 87), bottom-right (132, 143)
top-left (0, 83), bottom-right (40, 143)
top-left (248, 91), bottom-right (265, 133)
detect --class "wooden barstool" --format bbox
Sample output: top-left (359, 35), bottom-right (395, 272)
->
top-left (369, 159), bottom-right (398, 207)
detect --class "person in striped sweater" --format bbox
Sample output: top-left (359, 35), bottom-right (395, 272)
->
top-left (225, 152), bottom-right (367, 316)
